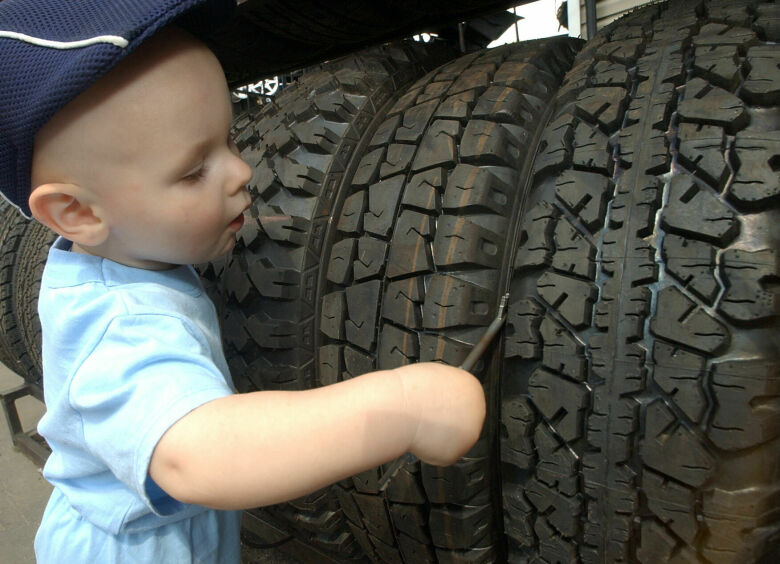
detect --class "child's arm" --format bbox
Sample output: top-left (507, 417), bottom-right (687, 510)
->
top-left (148, 362), bottom-right (485, 510)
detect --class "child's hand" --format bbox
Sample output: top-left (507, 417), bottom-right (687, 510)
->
top-left (396, 362), bottom-right (486, 466)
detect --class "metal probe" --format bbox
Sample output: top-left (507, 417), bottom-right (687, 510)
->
top-left (377, 293), bottom-right (510, 492)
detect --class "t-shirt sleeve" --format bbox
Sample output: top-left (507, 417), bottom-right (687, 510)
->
top-left (68, 312), bottom-right (234, 515)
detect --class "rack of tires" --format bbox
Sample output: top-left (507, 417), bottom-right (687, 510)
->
top-left (1, 1), bottom-right (778, 562)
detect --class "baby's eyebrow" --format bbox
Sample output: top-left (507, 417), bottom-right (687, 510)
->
top-left (171, 140), bottom-right (210, 177)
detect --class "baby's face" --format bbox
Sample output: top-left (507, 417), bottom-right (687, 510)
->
top-left (33, 30), bottom-right (253, 270)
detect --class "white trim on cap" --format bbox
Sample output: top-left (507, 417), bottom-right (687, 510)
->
top-left (0, 30), bottom-right (128, 49)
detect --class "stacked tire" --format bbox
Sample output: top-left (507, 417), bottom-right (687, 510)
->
top-left (218, 1), bottom-right (778, 561)
top-left (0, 200), bottom-right (55, 391)
top-left (500, 1), bottom-right (779, 562)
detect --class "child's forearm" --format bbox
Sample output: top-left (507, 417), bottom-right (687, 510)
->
top-left (149, 363), bottom-right (484, 510)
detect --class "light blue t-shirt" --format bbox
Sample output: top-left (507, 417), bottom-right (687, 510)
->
top-left (34, 238), bottom-right (241, 563)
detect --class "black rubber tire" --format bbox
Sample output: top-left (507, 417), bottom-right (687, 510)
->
top-left (201, 40), bottom-right (458, 558)
top-left (0, 200), bottom-right (25, 374)
top-left (0, 204), bottom-right (57, 387)
top-left (13, 221), bottom-right (57, 387)
top-left (315, 37), bottom-right (580, 562)
top-left (500, 1), bottom-right (780, 562)
top-left (0, 205), bottom-right (31, 378)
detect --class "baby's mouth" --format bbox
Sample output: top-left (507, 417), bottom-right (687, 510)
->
top-left (229, 211), bottom-right (245, 231)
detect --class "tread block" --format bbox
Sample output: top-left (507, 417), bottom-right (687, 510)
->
top-left (677, 123), bottom-right (729, 188)
top-left (353, 147), bottom-right (385, 187)
top-left (402, 168), bottom-right (444, 211)
top-left (364, 176), bottom-right (405, 237)
top-left (650, 286), bottom-right (729, 354)
top-left (643, 470), bottom-right (698, 544)
top-left (729, 130), bottom-right (780, 207)
top-left (532, 114), bottom-right (575, 176)
top-left (596, 37), bottom-right (644, 64)
top-left (429, 504), bottom-right (493, 550)
top-left (352, 494), bottom-right (395, 545)
top-left (319, 344), bottom-right (343, 386)
top-left (433, 215), bottom-right (505, 269)
top-left (639, 400), bottom-right (715, 487)
top-left (337, 190), bottom-right (366, 234)
top-left (326, 237), bottom-right (357, 284)
top-left (742, 46), bottom-right (780, 105)
top-left (420, 334), bottom-right (473, 366)
top-left (369, 114), bottom-right (402, 148)
top-left (378, 323), bottom-right (419, 368)
top-left (345, 280), bottom-right (381, 350)
top-left (554, 170), bottom-right (611, 233)
top-left (678, 77), bottom-right (748, 132)
top-left (652, 342), bottom-right (707, 424)
top-left (245, 315), bottom-right (298, 349)
top-left (460, 119), bottom-right (528, 167)
top-left (701, 486), bottom-right (780, 562)
top-left (514, 202), bottom-right (558, 271)
top-left (353, 236), bottom-right (388, 281)
top-left (661, 175), bottom-right (739, 246)
top-left (245, 260), bottom-right (301, 301)
top-left (636, 521), bottom-right (699, 563)
top-left (551, 220), bottom-right (596, 279)
top-left (504, 299), bottom-right (543, 360)
top-left (423, 274), bottom-right (495, 329)
top-left (258, 212), bottom-right (310, 246)
top-left (693, 44), bottom-right (742, 90)
top-left (572, 121), bottom-right (612, 173)
top-left (709, 359), bottom-right (780, 450)
top-left (382, 277), bottom-right (424, 329)
top-left (412, 119), bottom-right (462, 171)
top-left (662, 234), bottom-right (719, 304)
top-left (529, 368), bottom-right (588, 442)
top-left (422, 449), bottom-right (491, 505)
top-left (442, 164), bottom-right (515, 215)
top-left (693, 22), bottom-right (758, 49)
top-left (320, 291), bottom-right (346, 339)
top-left (472, 85), bottom-right (536, 126)
top-left (275, 158), bottom-right (327, 195)
top-left (291, 119), bottom-right (340, 153)
top-left (436, 90), bottom-right (477, 121)
top-left (718, 248), bottom-right (779, 322)
top-left (500, 396), bottom-right (536, 469)
top-left (344, 345), bottom-right (374, 378)
top-left (525, 478), bottom-right (580, 538)
top-left (575, 86), bottom-right (628, 130)
top-left (380, 143), bottom-right (416, 178)
top-left (395, 99), bottom-right (440, 143)
top-left (449, 63), bottom-right (496, 95)
top-left (536, 271), bottom-right (597, 329)
top-left (386, 210), bottom-right (435, 278)
top-left (540, 315), bottom-right (586, 381)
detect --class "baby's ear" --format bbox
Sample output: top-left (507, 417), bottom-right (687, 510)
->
top-left (28, 183), bottom-right (108, 246)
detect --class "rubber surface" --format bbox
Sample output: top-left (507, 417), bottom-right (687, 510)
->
top-left (0, 205), bottom-right (32, 379)
top-left (13, 221), bottom-right (56, 387)
top-left (0, 200), bottom-right (26, 375)
top-left (315, 37), bottom-right (580, 562)
top-left (501, 1), bottom-right (779, 561)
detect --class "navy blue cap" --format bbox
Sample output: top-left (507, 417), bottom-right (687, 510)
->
top-left (0, 0), bottom-right (235, 218)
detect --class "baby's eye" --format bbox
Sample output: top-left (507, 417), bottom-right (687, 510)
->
top-left (182, 164), bottom-right (208, 183)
